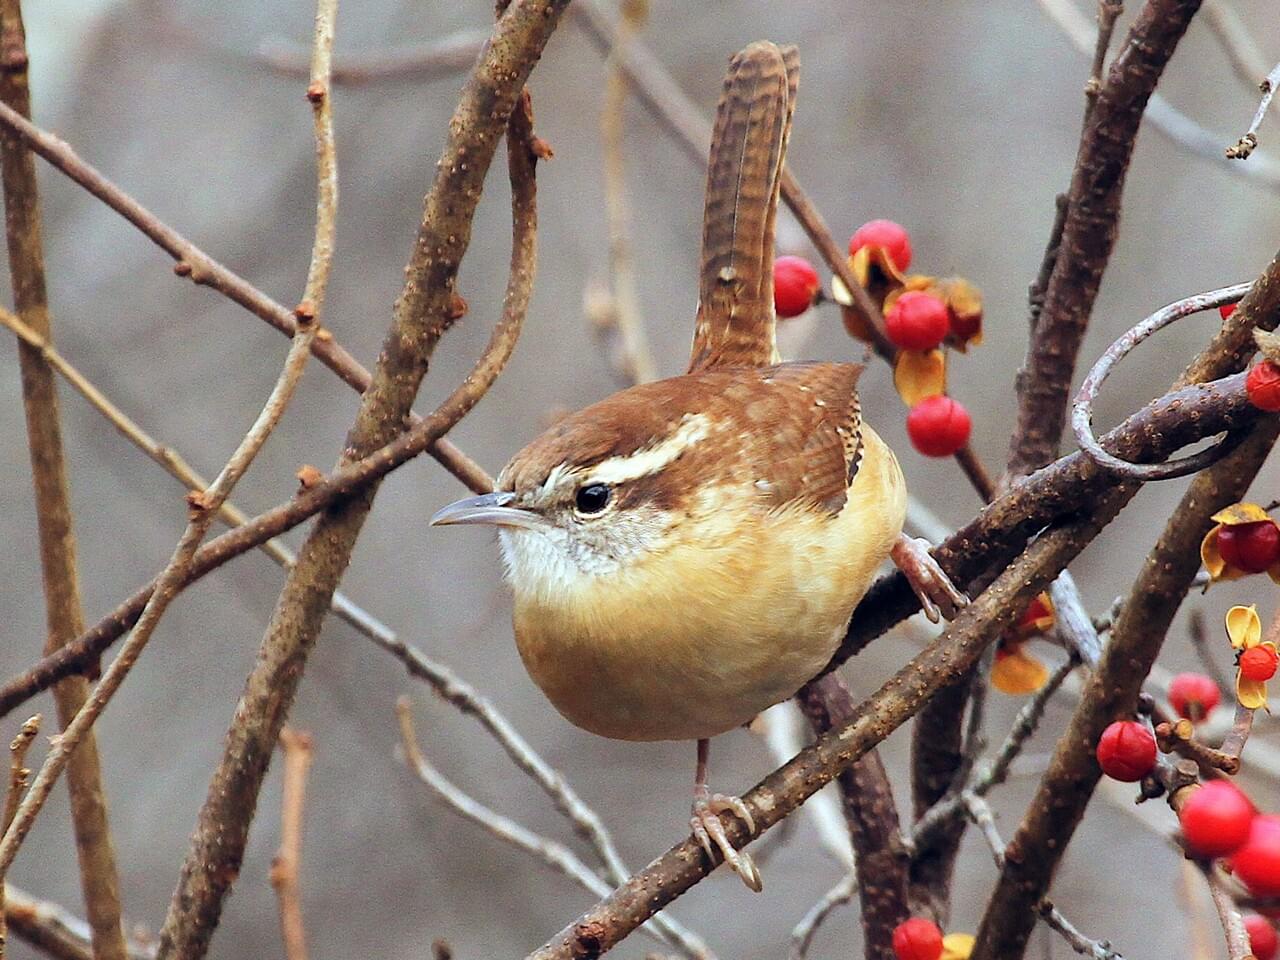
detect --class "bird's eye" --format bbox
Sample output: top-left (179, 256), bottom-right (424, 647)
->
top-left (574, 483), bottom-right (611, 515)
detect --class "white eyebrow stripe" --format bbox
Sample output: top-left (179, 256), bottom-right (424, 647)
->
top-left (586, 413), bottom-right (714, 486)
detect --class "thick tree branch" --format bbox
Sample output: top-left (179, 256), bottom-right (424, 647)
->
top-left (0, 2), bottom-right (127, 955)
top-left (153, 8), bottom-right (558, 954)
top-left (1007, 0), bottom-right (1204, 479)
top-left (528, 499), bottom-right (1128, 960)
top-left (798, 677), bottom-right (908, 960)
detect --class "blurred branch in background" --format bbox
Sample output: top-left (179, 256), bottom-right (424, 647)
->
top-left (268, 729), bottom-right (314, 960)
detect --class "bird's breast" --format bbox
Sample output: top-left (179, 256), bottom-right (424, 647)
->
top-left (509, 426), bottom-right (907, 742)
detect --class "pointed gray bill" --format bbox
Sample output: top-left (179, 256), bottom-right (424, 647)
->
top-left (430, 491), bottom-right (544, 530)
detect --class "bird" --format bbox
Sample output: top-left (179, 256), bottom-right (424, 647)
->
top-left (431, 41), bottom-right (966, 891)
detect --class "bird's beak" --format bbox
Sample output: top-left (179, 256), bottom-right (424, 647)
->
top-left (430, 491), bottom-right (544, 530)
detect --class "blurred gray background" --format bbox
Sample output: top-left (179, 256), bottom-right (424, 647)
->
top-left (3, 1), bottom-right (1279, 957)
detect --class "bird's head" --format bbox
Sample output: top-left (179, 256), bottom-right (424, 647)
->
top-left (431, 383), bottom-right (725, 597)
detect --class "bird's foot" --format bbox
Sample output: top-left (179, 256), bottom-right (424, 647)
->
top-left (891, 533), bottom-right (969, 623)
top-left (690, 787), bottom-right (762, 891)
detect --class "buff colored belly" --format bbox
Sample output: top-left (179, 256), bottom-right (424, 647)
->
top-left (511, 428), bottom-right (906, 742)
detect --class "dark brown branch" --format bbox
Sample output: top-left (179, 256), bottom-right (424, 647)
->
top-left (797, 677), bottom-right (908, 960)
top-left (153, 9), bottom-right (556, 954)
top-left (0, 2), bottom-right (127, 955)
top-left (971, 421), bottom-right (1280, 960)
top-left (0, 58), bottom-right (491, 495)
top-left (0, 363), bottom-right (1260, 722)
top-left (528, 504), bottom-right (1128, 960)
top-left (1006, 0), bottom-right (1204, 480)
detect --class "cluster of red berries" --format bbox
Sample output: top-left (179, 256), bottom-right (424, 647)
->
top-left (1095, 676), bottom-right (1224, 781)
top-left (770, 220), bottom-right (974, 458)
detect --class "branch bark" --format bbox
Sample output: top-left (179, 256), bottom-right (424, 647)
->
top-left (1007, 0), bottom-right (1204, 479)
top-left (153, 6), bottom-right (559, 954)
top-left (0, 2), bottom-right (127, 955)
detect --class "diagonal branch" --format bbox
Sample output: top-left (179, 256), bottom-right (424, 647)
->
top-left (153, 6), bottom-right (560, 954)
top-left (0, 1), bottom-right (128, 955)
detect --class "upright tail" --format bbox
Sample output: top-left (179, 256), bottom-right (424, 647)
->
top-left (689, 41), bottom-right (798, 372)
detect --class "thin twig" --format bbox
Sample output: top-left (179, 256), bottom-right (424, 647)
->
top-left (1188, 610), bottom-right (1232, 694)
top-left (4, 884), bottom-right (155, 960)
top-left (0, 716), bottom-right (38, 960)
top-left (0, 1), bottom-right (127, 954)
top-left (154, 9), bottom-right (557, 953)
top-left (598, 0), bottom-right (655, 385)
top-left (965, 793), bottom-right (1123, 960)
top-left (1202, 1), bottom-right (1271, 89)
top-left (256, 29), bottom-right (489, 84)
top-left (1226, 62), bottom-right (1280, 160)
top-left (0, 53), bottom-right (490, 495)
top-left (0, 0), bottom-right (337, 885)
top-left (1038, 0), bottom-right (1280, 189)
top-left (1206, 866), bottom-right (1252, 960)
top-left (394, 700), bottom-right (701, 957)
top-left (269, 729), bottom-right (314, 960)
top-left (787, 871), bottom-right (858, 960)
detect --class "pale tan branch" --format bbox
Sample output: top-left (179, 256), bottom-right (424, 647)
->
top-left (1226, 61), bottom-right (1280, 160)
top-left (269, 729), bottom-right (314, 960)
top-left (0, 0), bottom-right (127, 954)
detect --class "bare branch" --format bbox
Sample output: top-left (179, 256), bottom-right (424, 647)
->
top-left (1226, 62), bottom-right (1280, 160)
top-left (1206, 867), bottom-right (1252, 960)
top-left (787, 871), bottom-right (858, 960)
top-left (0, 0), bottom-right (127, 952)
top-left (154, 9), bottom-right (558, 953)
top-left (256, 29), bottom-right (489, 84)
top-left (269, 729), bottom-right (314, 960)
top-left (0, 715), bottom-right (38, 959)
top-left (4, 885), bottom-right (154, 960)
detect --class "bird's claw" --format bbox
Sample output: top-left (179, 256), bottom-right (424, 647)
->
top-left (891, 533), bottom-right (969, 623)
top-left (690, 789), bottom-right (762, 891)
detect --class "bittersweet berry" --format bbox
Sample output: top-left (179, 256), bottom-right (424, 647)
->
top-left (1095, 720), bottom-right (1156, 782)
top-left (1247, 361), bottom-right (1280, 412)
top-left (1218, 520), bottom-right (1280, 574)
top-left (849, 219), bottom-right (912, 272)
top-left (1234, 815), bottom-right (1280, 897)
top-left (1246, 914), bottom-right (1279, 960)
top-left (886, 291), bottom-right (950, 351)
top-left (1168, 672), bottom-right (1221, 721)
top-left (892, 917), bottom-right (943, 960)
top-left (1179, 780), bottom-right (1255, 858)
top-left (1242, 645), bottom-right (1280, 683)
top-left (773, 255), bottom-right (820, 318)
top-left (906, 395), bottom-right (971, 458)
top-left (1221, 303), bottom-right (1238, 320)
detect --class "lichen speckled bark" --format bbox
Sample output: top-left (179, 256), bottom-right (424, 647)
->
top-left (153, 5), bottom-right (563, 958)
top-left (0, 2), bottom-right (127, 957)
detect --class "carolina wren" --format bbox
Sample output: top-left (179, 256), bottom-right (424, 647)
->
top-left (433, 42), bottom-right (965, 890)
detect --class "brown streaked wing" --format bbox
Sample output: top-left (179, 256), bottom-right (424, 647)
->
top-left (743, 362), bottom-right (864, 516)
top-left (689, 42), bottom-right (797, 373)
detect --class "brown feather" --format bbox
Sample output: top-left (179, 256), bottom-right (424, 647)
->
top-left (501, 362), bottom-right (863, 517)
top-left (689, 42), bottom-right (798, 372)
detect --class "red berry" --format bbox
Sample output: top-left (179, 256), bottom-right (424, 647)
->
top-left (886, 291), bottom-right (950, 351)
top-left (1179, 780), bottom-right (1255, 857)
top-left (1248, 361), bottom-right (1280, 412)
top-left (1168, 672), bottom-right (1222, 721)
top-left (1095, 720), bottom-right (1157, 782)
top-left (1221, 303), bottom-right (1238, 320)
top-left (906, 395), bottom-right (972, 458)
top-left (773, 256), bottom-right (820, 318)
top-left (1234, 815), bottom-right (1280, 898)
top-left (1242, 645), bottom-right (1280, 682)
top-left (1246, 915), bottom-right (1279, 960)
top-left (1219, 520), bottom-right (1280, 574)
top-left (849, 219), bottom-right (913, 272)
top-left (892, 917), bottom-right (943, 960)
